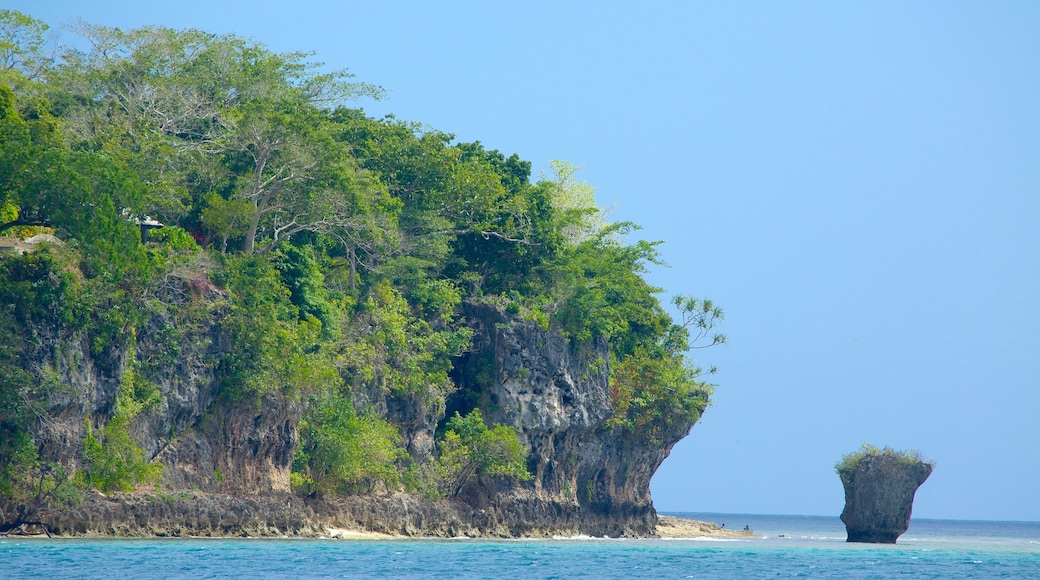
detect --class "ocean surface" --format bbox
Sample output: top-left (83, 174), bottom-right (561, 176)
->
top-left (3, 513), bottom-right (1038, 579)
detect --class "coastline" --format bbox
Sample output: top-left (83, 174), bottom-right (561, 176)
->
top-left (1, 514), bottom-right (751, 541)
top-left (0, 489), bottom-right (747, 540)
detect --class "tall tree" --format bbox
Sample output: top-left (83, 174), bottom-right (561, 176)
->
top-left (43, 24), bottom-right (388, 254)
top-left (0, 10), bottom-right (52, 89)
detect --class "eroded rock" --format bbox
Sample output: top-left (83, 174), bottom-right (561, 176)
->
top-left (837, 446), bottom-right (933, 543)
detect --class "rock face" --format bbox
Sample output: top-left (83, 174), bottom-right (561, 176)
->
top-left (448, 301), bottom-right (700, 536)
top-left (22, 274), bottom-right (297, 496)
top-left (838, 450), bottom-right (933, 543)
top-left (15, 283), bottom-right (700, 537)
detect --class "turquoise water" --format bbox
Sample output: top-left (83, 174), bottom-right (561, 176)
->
top-left (3, 513), bottom-right (1038, 579)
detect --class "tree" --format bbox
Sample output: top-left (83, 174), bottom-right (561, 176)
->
top-left (224, 104), bottom-right (393, 256)
top-left (293, 395), bottom-right (407, 496)
top-left (435, 409), bottom-right (530, 497)
top-left (542, 160), bottom-right (610, 245)
top-left (0, 10), bottom-right (52, 88)
top-left (200, 192), bottom-right (255, 253)
top-left (0, 86), bottom-right (148, 282)
top-left (45, 24), bottom-right (388, 253)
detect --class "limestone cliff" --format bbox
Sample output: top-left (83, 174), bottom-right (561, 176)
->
top-left (11, 281), bottom-right (700, 537)
top-left (20, 274), bottom-right (297, 497)
top-left (449, 301), bottom-right (699, 536)
top-left (838, 448), bottom-right (933, 543)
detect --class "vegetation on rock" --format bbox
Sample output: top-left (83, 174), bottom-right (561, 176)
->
top-left (835, 444), bottom-right (927, 484)
top-left (836, 443), bottom-right (934, 544)
top-left (0, 9), bottom-right (724, 532)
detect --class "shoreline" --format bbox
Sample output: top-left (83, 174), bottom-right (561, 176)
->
top-left (1, 516), bottom-right (753, 541)
top-left (2, 491), bottom-right (751, 540)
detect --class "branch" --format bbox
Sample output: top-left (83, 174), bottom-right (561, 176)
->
top-left (0, 217), bottom-right (52, 233)
top-left (432, 229), bottom-right (536, 245)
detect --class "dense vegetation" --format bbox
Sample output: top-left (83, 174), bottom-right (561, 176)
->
top-left (0, 10), bottom-right (724, 505)
top-left (836, 444), bottom-right (929, 485)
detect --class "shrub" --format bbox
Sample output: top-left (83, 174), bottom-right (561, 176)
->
top-left (835, 444), bottom-right (928, 485)
top-left (292, 396), bottom-right (407, 496)
top-left (149, 226), bottom-right (200, 254)
top-left (76, 354), bottom-right (162, 493)
top-left (431, 409), bottom-right (530, 498)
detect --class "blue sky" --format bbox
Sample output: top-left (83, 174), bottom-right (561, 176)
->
top-left (13, 1), bottom-right (1039, 521)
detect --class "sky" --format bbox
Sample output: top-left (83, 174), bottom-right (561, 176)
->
top-left (11, 1), bottom-right (1039, 522)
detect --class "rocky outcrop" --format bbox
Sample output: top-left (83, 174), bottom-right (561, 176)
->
top-left (448, 300), bottom-right (702, 536)
top-left (838, 449), bottom-right (933, 543)
top-left (30, 490), bottom-right (650, 538)
top-left (16, 286), bottom-right (700, 537)
top-left (23, 273), bottom-right (296, 495)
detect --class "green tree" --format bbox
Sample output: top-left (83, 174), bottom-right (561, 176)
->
top-left (0, 10), bottom-right (52, 89)
top-left (200, 192), bottom-right (255, 253)
top-left (435, 409), bottom-right (530, 497)
top-left (606, 295), bottom-right (724, 444)
top-left (214, 255), bottom-right (337, 401)
top-left (340, 280), bottom-right (471, 400)
top-left (292, 395), bottom-right (407, 496)
top-left (542, 160), bottom-right (610, 245)
top-left (548, 223), bottom-right (671, 352)
top-left (45, 24), bottom-right (388, 252)
top-left (0, 86), bottom-right (150, 284)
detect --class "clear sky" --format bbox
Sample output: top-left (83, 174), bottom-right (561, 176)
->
top-left (12, 1), bottom-right (1039, 521)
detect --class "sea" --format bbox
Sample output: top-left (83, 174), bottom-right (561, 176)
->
top-left (3, 513), bottom-right (1038, 579)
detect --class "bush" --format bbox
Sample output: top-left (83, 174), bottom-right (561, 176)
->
top-left (292, 396), bottom-right (407, 496)
top-left (76, 354), bottom-right (163, 493)
top-left (430, 409), bottom-right (530, 498)
top-left (149, 226), bottom-right (200, 254)
top-left (835, 444), bottom-right (928, 484)
top-left (214, 255), bottom-right (337, 401)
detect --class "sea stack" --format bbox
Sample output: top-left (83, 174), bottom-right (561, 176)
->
top-left (836, 445), bottom-right (933, 544)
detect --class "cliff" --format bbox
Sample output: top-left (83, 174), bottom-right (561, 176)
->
top-left (4, 277), bottom-right (701, 538)
top-left (448, 301), bottom-right (698, 536)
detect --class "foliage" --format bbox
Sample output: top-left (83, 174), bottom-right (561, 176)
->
top-left (549, 223), bottom-right (671, 351)
top-left (0, 312), bottom-right (37, 501)
top-left (213, 254), bottom-right (337, 401)
top-left (340, 280), bottom-right (471, 400)
top-left (292, 395), bottom-right (407, 496)
top-left (148, 226), bottom-right (200, 254)
top-left (77, 413), bottom-right (162, 493)
top-left (76, 357), bottom-right (162, 493)
top-left (429, 410), bottom-right (530, 498)
top-left (39, 23), bottom-right (390, 256)
top-left (0, 10), bottom-right (52, 89)
top-left (200, 192), bottom-right (254, 253)
top-left (0, 248), bottom-right (86, 327)
top-left (835, 444), bottom-right (930, 485)
top-left (607, 347), bottom-right (710, 445)
top-left (0, 251), bottom-right (80, 501)
top-left (272, 243), bottom-right (342, 337)
top-left (605, 294), bottom-right (724, 444)
top-left (543, 160), bottom-right (609, 245)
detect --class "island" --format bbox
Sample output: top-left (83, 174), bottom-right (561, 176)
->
top-left (0, 11), bottom-right (726, 538)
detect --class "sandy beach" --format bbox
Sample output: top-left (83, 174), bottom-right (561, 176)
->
top-left (655, 516), bottom-right (757, 539)
top-left (324, 527), bottom-right (397, 539)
